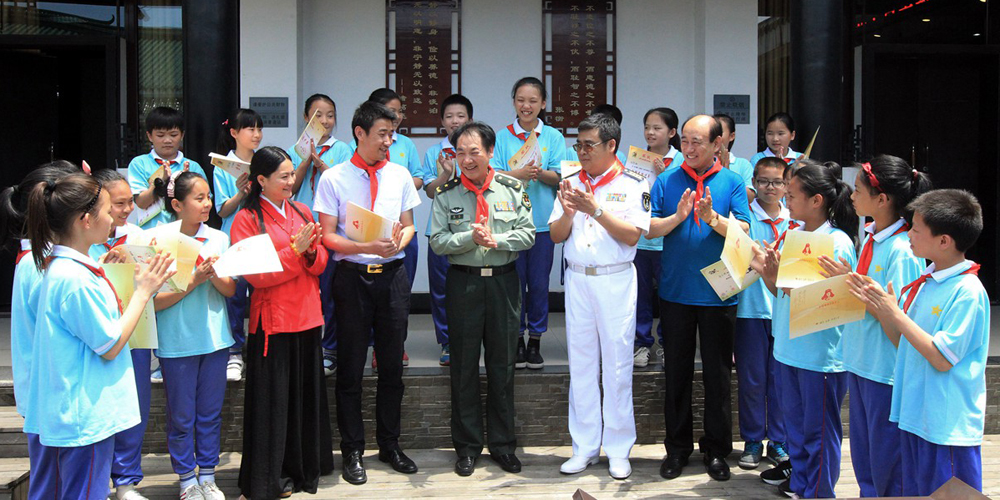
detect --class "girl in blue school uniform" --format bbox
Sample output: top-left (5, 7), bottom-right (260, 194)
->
top-left (21, 173), bottom-right (173, 500)
top-left (734, 157), bottom-right (792, 472)
top-left (422, 94), bottom-right (474, 366)
top-left (214, 108), bottom-right (262, 382)
top-left (89, 169), bottom-right (154, 500)
top-left (287, 94), bottom-right (353, 376)
top-left (757, 160), bottom-right (858, 498)
top-left (154, 171), bottom-right (236, 500)
top-left (489, 76), bottom-right (567, 370)
top-left (816, 155), bottom-right (931, 498)
top-left (750, 112), bottom-right (803, 167)
top-left (632, 107), bottom-right (684, 368)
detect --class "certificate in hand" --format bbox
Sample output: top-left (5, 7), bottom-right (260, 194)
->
top-left (560, 160), bottom-right (582, 179)
top-left (209, 152), bottom-right (250, 179)
top-left (345, 202), bottom-right (395, 243)
top-left (101, 263), bottom-right (159, 349)
top-left (212, 234), bottom-right (283, 278)
top-left (125, 222), bottom-right (204, 292)
top-left (294, 110), bottom-right (327, 159)
top-left (720, 215), bottom-right (754, 284)
top-left (789, 275), bottom-right (864, 338)
top-left (701, 259), bottom-right (761, 301)
top-left (507, 131), bottom-right (541, 171)
top-left (775, 230), bottom-right (835, 289)
top-left (623, 146), bottom-right (660, 186)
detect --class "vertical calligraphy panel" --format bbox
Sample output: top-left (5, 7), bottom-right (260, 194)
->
top-left (543, 0), bottom-right (616, 137)
top-left (387, 0), bottom-right (462, 137)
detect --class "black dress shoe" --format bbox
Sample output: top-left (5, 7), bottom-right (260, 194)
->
top-left (660, 455), bottom-right (688, 479)
top-left (489, 453), bottom-right (522, 473)
top-left (378, 447), bottom-right (418, 474)
top-left (455, 456), bottom-right (476, 476)
top-left (342, 451), bottom-right (367, 485)
top-left (704, 455), bottom-right (731, 481)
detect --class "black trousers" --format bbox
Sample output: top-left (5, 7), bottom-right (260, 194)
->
top-left (333, 263), bottom-right (410, 455)
top-left (660, 300), bottom-right (736, 459)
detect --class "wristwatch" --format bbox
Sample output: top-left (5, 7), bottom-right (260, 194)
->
top-left (708, 212), bottom-right (720, 227)
top-left (593, 206), bottom-right (604, 218)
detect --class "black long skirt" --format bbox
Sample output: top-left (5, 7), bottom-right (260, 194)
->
top-left (238, 328), bottom-right (334, 499)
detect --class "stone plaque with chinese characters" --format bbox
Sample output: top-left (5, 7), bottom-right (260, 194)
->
top-left (387, 0), bottom-right (461, 137)
top-left (713, 94), bottom-right (751, 124)
top-left (543, 0), bottom-right (616, 137)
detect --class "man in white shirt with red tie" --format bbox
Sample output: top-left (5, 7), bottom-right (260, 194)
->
top-left (549, 114), bottom-right (651, 480)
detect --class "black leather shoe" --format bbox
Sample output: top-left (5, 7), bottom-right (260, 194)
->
top-left (660, 455), bottom-right (688, 479)
top-left (704, 455), bottom-right (731, 481)
top-left (342, 451), bottom-right (367, 485)
top-left (489, 453), bottom-right (522, 473)
top-left (378, 447), bottom-right (418, 474)
top-left (455, 456), bottom-right (476, 476)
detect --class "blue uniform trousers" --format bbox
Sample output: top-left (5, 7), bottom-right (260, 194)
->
top-left (318, 250), bottom-right (338, 350)
top-left (160, 348), bottom-right (228, 476)
top-left (226, 278), bottom-right (250, 349)
top-left (111, 348), bottom-right (151, 486)
top-left (900, 430), bottom-right (982, 496)
top-left (734, 318), bottom-right (784, 443)
top-left (633, 249), bottom-right (663, 348)
top-left (848, 373), bottom-right (902, 497)
top-left (29, 436), bottom-right (114, 500)
top-left (427, 246), bottom-right (449, 345)
top-left (516, 231), bottom-right (554, 338)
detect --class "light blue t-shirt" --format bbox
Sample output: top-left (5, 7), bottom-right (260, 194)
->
top-left (422, 137), bottom-right (460, 237)
top-left (350, 132), bottom-right (426, 180)
top-left (637, 147), bottom-right (684, 251)
top-left (154, 224), bottom-right (234, 358)
top-left (87, 223), bottom-right (141, 263)
top-left (490, 121), bottom-right (567, 233)
top-left (749, 148), bottom-right (802, 167)
top-left (287, 137), bottom-right (353, 217)
top-left (772, 222), bottom-right (857, 373)
top-left (213, 150), bottom-right (249, 236)
top-left (729, 154), bottom-right (755, 192)
top-left (890, 260), bottom-right (990, 446)
top-left (842, 219), bottom-right (924, 384)
top-left (651, 165), bottom-right (751, 306)
top-left (10, 241), bottom-right (40, 418)
top-left (736, 200), bottom-right (791, 319)
top-left (127, 151), bottom-right (206, 230)
top-left (24, 246), bottom-right (140, 447)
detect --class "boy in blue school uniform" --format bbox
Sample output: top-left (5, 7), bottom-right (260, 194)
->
top-left (421, 94), bottom-right (474, 366)
top-left (848, 189), bottom-right (990, 496)
top-left (127, 107), bottom-right (207, 230)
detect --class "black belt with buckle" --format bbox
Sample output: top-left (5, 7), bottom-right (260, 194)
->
top-left (340, 259), bottom-right (404, 275)
top-left (451, 262), bottom-right (516, 277)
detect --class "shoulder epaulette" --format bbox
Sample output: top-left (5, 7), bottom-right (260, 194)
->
top-left (494, 174), bottom-right (522, 190)
top-left (437, 177), bottom-right (462, 194)
top-left (623, 169), bottom-right (644, 182)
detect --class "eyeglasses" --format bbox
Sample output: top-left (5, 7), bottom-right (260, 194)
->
top-left (571, 140), bottom-right (610, 153)
top-left (754, 178), bottom-right (786, 188)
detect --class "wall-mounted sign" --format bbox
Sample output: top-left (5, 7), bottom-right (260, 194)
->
top-left (713, 94), bottom-right (751, 124)
top-left (249, 97), bottom-right (289, 128)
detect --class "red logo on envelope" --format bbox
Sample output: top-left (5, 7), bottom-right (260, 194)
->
top-left (821, 289), bottom-right (835, 301)
top-left (353, 220), bottom-right (360, 229)
top-left (802, 243), bottom-right (812, 255)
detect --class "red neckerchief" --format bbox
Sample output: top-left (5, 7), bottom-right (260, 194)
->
top-left (154, 157), bottom-right (178, 168)
top-left (194, 237), bottom-right (208, 267)
top-left (763, 218), bottom-right (785, 241)
top-left (857, 222), bottom-right (910, 275)
top-left (104, 234), bottom-right (128, 251)
top-left (442, 147), bottom-right (455, 159)
top-left (350, 152), bottom-right (388, 210)
top-left (900, 263), bottom-right (980, 314)
top-left (578, 160), bottom-right (624, 194)
top-left (72, 259), bottom-right (124, 315)
top-left (310, 144), bottom-right (332, 194)
top-left (15, 250), bottom-right (29, 265)
top-left (679, 158), bottom-right (723, 226)
top-left (774, 221), bottom-right (802, 248)
top-left (507, 124), bottom-right (539, 142)
top-left (460, 167), bottom-right (496, 224)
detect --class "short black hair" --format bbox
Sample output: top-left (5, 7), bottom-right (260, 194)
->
top-left (682, 114), bottom-right (723, 143)
top-left (145, 107), bottom-right (184, 133)
top-left (577, 113), bottom-right (621, 153)
top-left (440, 94), bottom-right (473, 119)
top-left (590, 104), bottom-right (623, 125)
top-left (92, 168), bottom-right (127, 187)
top-left (908, 189), bottom-right (983, 252)
top-left (368, 88), bottom-right (402, 105)
top-left (351, 101), bottom-right (398, 143)
top-left (449, 121), bottom-right (496, 152)
top-left (753, 157), bottom-right (790, 178)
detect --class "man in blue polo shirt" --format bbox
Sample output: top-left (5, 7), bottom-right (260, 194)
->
top-left (647, 114), bottom-right (750, 482)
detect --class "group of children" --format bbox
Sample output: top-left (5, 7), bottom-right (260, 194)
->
top-left (1, 76), bottom-right (991, 500)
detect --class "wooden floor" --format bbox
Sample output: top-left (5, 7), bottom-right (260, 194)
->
top-left (81, 437), bottom-right (1000, 499)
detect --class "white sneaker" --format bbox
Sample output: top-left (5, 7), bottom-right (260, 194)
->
top-left (200, 482), bottom-right (225, 500)
top-left (633, 346), bottom-right (650, 368)
top-left (226, 353), bottom-right (244, 382)
top-left (559, 455), bottom-right (599, 474)
top-left (150, 366), bottom-right (163, 383)
top-left (608, 458), bottom-right (632, 480)
top-left (116, 485), bottom-right (149, 500)
top-left (180, 484), bottom-right (206, 500)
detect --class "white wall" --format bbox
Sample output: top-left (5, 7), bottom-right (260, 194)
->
top-left (241, 0), bottom-right (759, 293)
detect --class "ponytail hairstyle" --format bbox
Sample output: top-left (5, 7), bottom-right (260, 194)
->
top-left (856, 154), bottom-right (933, 221)
top-left (511, 77), bottom-right (548, 123)
top-left (791, 158), bottom-right (859, 244)
top-left (0, 161), bottom-right (80, 253)
top-left (216, 108), bottom-right (263, 154)
top-left (242, 146), bottom-right (307, 234)
top-left (304, 93), bottom-right (336, 118)
top-left (643, 107), bottom-right (682, 151)
top-left (164, 171), bottom-right (208, 215)
top-left (25, 173), bottom-right (102, 269)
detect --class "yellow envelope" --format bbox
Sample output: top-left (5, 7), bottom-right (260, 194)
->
top-left (623, 145), bottom-right (660, 186)
top-left (345, 202), bottom-right (395, 243)
top-left (721, 215), bottom-right (754, 284)
top-left (131, 222), bottom-right (203, 291)
top-left (101, 263), bottom-right (158, 349)
top-left (294, 109), bottom-right (328, 159)
top-left (701, 260), bottom-right (761, 301)
top-left (507, 131), bottom-right (541, 171)
top-left (209, 153), bottom-right (250, 178)
top-left (775, 230), bottom-right (835, 289)
top-left (560, 160), bottom-right (582, 179)
top-left (789, 275), bottom-right (865, 338)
